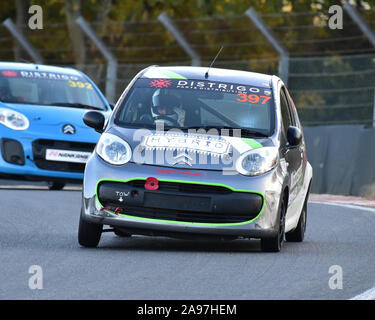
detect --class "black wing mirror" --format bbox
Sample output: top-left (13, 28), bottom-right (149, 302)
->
top-left (83, 111), bottom-right (105, 133)
top-left (287, 126), bottom-right (302, 147)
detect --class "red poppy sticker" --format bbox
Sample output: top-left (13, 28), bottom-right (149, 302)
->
top-left (150, 79), bottom-right (172, 88)
top-left (145, 177), bottom-right (159, 190)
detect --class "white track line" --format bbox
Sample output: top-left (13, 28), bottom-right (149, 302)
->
top-left (350, 287), bottom-right (375, 300)
top-left (310, 200), bottom-right (375, 300)
top-left (0, 185), bottom-right (82, 190)
top-left (309, 200), bottom-right (375, 213)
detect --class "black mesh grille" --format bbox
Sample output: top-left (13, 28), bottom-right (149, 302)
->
top-left (117, 206), bottom-right (253, 224)
top-left (98, 180), bottom-right (262, 224)
top-left (32, 139), bottom-right (96, 173)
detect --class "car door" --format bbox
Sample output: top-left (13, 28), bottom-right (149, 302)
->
top-left (279, 86), bottom-right (303, 205)
top-left (285, 86), bottom-right (307, 204)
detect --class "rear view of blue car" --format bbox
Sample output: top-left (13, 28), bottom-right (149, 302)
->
top-left (0, 62), bottom-right (111, 189)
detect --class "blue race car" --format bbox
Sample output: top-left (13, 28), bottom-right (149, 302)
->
top-left (0, 62), bottom-right (111, 189)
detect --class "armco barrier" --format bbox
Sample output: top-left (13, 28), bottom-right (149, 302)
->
top-left (304, 125), bottom-right (375, 197)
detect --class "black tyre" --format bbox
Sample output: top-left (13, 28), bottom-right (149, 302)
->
top-left (260, 195), bottom-right (286, 252)
top-left (78, 211), bottom-right (102, 248)
top-left (48, 182), bottom-right (65, 190)
top-left (286, 191), bottom-right (309, 242)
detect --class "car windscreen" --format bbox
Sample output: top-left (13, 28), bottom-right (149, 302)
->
top-left (115, 78), bottom-right (275, 136)
top-left (0, 69), bottom-right (107, 110)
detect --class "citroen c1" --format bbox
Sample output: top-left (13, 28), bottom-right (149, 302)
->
top-left (79, 66), bottom-right (312, 252)
top-left (0, 62), bottom-right (111, 189)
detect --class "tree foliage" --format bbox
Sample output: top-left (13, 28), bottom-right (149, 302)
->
top-left (1, 0), bottom-right (375, 124)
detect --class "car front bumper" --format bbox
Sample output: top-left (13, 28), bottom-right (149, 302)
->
top-left (82, 153), bottom-right (287, 239)
top-left (0, 128), bottom-right (96, 181)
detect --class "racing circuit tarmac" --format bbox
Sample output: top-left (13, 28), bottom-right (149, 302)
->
top-left (1, 182), bottom-right (375, 300)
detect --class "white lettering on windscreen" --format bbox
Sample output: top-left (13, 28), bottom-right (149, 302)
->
top-left (19, 71), bottom-right (80, 81)
top-left (176, 80), bottom-right (261, 93)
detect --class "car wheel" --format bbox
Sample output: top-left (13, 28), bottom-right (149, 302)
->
top-left (260, 195), bottom-right (286, 252)
top-left (114, 228), bottom-right (131, 238)
top-left (286, 194), bottom-right (308, 242)
top-left (78, 209), bottom-right (102, 247)
top-left (48, 182), bottom-right (65, 190)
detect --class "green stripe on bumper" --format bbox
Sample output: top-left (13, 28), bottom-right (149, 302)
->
top-left (95, 177), bottom-right (265, 227)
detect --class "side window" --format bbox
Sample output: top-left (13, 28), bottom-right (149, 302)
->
top-left (280, 87), bottom-right (292, 135)
top-left (285, 87), bottom-right (300, 128)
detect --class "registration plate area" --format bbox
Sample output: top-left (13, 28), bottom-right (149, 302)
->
top-left (45, 149), bottom-right (91, 163)
top-left (144, 193), bottom-right (211, 212)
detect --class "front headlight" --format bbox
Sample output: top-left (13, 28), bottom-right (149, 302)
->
top-left (236, 147), bottom-right (279, 176)
top-left (0, 108), bottom-right (29, 130)
top-left (96, 133), bottom-right (132, 165)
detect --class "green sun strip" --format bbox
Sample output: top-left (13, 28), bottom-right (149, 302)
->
top-left (95, 177), bottom-right (265, 227)
top-left (159, 70), bottom-right (187, 79)
top-left (241, 138), bottom-right (263, 149)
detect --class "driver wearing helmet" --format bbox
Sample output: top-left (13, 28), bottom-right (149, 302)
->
top-left (151, 89), bottom-right (185, 127)
top-left (0, 77), bottom-right (17, 102)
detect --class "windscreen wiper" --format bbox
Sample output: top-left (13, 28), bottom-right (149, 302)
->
top-left (180, 126), bottom-right (218, 130)
top-left (207, 126), bottom-right (269, 138)
top-left (0, 99), bottom-right (40, 105)
top-left (180, 126), bottom-right (268, 137)
top-left (234, 128), bottom-right (269, 138)
top-left (47, 102), bottom-right (104, 110)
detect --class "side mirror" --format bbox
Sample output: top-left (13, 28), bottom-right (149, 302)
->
top-left (83, 111), bottom-right (105, 133)
top-left (287, 126), bottom-right (302, 147)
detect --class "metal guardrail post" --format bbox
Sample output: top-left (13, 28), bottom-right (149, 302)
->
top-left (2, 18), bottom-right (44, 64)
top-left (158, 12), bottom-right (201, 66)
top-left (76, 16), bottom-right (117, 103)
top-left (343, 3), bottom-right (375, 127)
top-left (245, 8), bottom-right (289, 85)
top-left (343, 3), bottom-right (375, 46)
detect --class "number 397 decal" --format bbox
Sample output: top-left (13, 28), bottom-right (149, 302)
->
top-left (236, 93), bottom-right (271, 105)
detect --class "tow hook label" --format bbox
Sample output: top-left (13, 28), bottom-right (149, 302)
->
top-left (115, 191), bottom-right (130, 202)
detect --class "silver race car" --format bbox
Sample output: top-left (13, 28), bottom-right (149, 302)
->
top-left (79, 66), bottom-right (312, 252)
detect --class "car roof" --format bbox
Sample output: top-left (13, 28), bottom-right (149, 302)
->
top-left (141, 66), bottom-right (275, 88)
top-left (0, 61), bottom-right (83, 77)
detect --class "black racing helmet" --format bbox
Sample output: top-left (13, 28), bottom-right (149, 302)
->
top-left (151, 89), bottom-right (180, 126)
top-left (151, 89), bottom-right (179, 115)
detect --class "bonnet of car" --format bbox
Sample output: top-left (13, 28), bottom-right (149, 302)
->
top-left (106, 126), bottom-right (274, 171)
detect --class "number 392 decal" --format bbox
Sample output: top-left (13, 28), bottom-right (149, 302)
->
top-left (68, 80), bottom-right (93, 90)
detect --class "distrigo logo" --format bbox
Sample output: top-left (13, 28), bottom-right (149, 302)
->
top-left (150, 79), bottom-right (172, 88)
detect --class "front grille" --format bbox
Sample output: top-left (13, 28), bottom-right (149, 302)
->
top-left (117, 206), bottom-right (253, 224)
top-left (98, 180), bottom-right (263, 224)
top-left (32, 139), bottom-right (96, 173)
